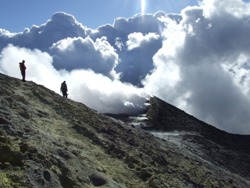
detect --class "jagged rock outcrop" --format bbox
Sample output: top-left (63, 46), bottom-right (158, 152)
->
top-left (0, 73), bottom-right (250, 188)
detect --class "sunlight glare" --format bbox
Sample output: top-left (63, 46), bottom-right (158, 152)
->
top-left (140, 0), bottom-right (146, 15)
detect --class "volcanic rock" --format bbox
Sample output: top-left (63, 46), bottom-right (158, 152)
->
top-left (0, 73), bottom-right (250, 188)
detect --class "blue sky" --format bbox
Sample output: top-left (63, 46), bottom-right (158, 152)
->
top-left (0, 0), bottom-right (198, 32)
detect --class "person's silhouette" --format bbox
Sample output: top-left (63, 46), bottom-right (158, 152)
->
top-left (60, 81), bottom-right (68, 98)
top-left (19, 60), bottom-right (26, 82)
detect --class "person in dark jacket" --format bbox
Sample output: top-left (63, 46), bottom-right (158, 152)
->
top-left (60, 81), bottom-right (68, 98)
top-left (19, 60), bottom-right (26, 82)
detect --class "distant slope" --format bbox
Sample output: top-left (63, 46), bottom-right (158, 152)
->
top-left (0, 73), bottom-right (250, 188)
top-left (146, 96), bottom-right (250, 181)
top-left (146, 96), bottom-right (250, 151)
top-left (108, 96), bottom-right (250, 151)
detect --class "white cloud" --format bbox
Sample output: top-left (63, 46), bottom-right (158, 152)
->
top-left (0, 44), bottom-right (61, 91)
top-left (0, 12), bottom-right (88, 52)
top-left (51, 36), bottom-right (119, 78)
top-left (143, 0), bottom-right (250, 134)
top-left (0, 45), bottom-right (147, 115)
top-left (0, 29), bottom-right (16, 37)
top-left (126, 32), bottom-right (160, 51)
top-left (201, 0), bottom-right (250, 18)
top-left (65, 69), bottom-right (148, 114)
top-left (115, 31), bottom-right (162, 86)
top-left (0, 12), bottom-right (165, 86)
top-left (113, 13), bottom-right (165, 34)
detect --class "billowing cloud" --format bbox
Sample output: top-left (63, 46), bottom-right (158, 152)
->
top-left (0, 12), bottom-right (165, 86)
top-left (115, 32), bottom-right (162, 86)
top-left (65, 69), bottom-right (148, 114)
top-left (50, 36), bottom-right (119, 78)
top-left (0, 44), bottom-right (61, 91)
top-left (1, 0), bottom-right (250, 134)
top-left (113, 13), bottom-right (166, 34)
top-left (0, 12), bottom-right (88, 51)
top-left (0, 45), bottom-right (148, 114)
top-left (126, 32), bottom-right (160, 51)
top-left (143, 0), bottom-right (250, 134)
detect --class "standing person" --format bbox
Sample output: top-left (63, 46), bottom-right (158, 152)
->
top-left (19, 60), bottom-right (26, 82)
top-left (60, 81), bottom-right (68, 98)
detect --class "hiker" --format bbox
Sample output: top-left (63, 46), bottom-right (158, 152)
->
top-left (60, 81), bottom-right (68, 98)
top-left (19, 60), bottom-right (26, 82)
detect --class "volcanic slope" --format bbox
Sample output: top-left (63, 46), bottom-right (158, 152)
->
top-left (0, 72), bottom-right (250, 188)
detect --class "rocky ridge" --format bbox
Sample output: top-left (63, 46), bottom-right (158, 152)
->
top-left (145, 97), bottom-right (250, 182)
top-left (0, 73), bottom-right (250, 188)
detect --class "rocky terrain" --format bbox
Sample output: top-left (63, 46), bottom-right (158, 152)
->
top-left (0, 72), bottom-right (250, 188)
